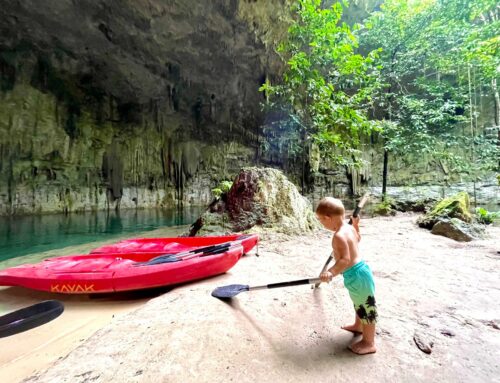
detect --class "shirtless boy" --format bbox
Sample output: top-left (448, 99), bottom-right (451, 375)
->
top-left (316, 197), bottom-right (377, 355)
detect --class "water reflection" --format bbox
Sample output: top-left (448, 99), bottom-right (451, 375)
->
top-left (0, 207), bottom-right (203, 261)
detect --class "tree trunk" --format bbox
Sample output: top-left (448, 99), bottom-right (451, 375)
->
top-left (467, 65), bottom-right (477, 206)
top-left (382, 148), bottom-right (389, 201)
top-left (492, 78), bottom-right (500, 158)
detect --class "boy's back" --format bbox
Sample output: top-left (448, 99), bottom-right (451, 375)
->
top-left (332, 221), bottom-right (361, 270)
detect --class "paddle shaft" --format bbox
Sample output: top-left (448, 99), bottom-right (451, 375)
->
top-left (136, 242), bottom-right (233, 266)
top-left (348, 205), bottom-right (363, 224)
top-left (167, 246), bottom-right (233, 262)
top-left (314, 192), bottom-right (370, 288)
top-left (162, 235), bottom-right (252, 262)
top-left (249, 277), bottom-right (322, 291)
top-left (314, 252), bottom-right (334, 288)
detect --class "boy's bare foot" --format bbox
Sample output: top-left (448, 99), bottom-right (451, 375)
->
top-left (349, 340), bottom-right (376, 355)
top-left (341, 324), bottom-right (363, 335)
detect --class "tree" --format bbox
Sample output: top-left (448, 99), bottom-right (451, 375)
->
top-left (360, 0), bottom-right (499, 199)
top-left (434, 0), bottom-right (500, 172)
top-left (260, 0), bottom-right (380, 191)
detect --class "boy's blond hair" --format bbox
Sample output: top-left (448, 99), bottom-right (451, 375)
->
top-left (316, 197), bottom-right (345, 217)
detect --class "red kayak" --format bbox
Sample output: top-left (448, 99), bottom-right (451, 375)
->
top-left (90, 233), bottom-right (259, 255)
top-left (0, 241), bottom-right (247, 294)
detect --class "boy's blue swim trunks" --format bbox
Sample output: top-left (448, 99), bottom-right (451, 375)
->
top-left (342, 261), bottom-right (377, 324)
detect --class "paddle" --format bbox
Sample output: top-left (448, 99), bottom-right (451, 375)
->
top-left (314, 192), bottom-right (370, 288)
top-left (135, 243), bottom-right (233, 266)
top-left (211, 277), bottom-right (322, 299)
top-left (0, 300), bottom-right (64, 338)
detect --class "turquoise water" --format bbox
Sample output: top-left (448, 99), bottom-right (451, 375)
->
top-left (0, 207), bottom-right (203, 262)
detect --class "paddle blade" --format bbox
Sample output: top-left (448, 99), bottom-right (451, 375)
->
top-left (0, 300), bottom-right (64, 338)
top-left (211, 284), bottom-right (249, 299)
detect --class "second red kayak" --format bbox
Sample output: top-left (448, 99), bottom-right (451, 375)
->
top-left (90, 233), bottom-right (259, 255)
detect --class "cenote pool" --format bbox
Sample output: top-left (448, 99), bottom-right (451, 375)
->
top-left (0, 207), bottom-right (204, 262)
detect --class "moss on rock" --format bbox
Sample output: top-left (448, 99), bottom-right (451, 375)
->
top-left (417, 192), bottom-right (472, 229)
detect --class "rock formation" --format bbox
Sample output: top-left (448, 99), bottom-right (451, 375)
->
top-left (417, 192), bottom-right (472, 229)
top-left (417, 192), bottom-right (485, 241)
top-left (189, 167), bottom-right (320, 235)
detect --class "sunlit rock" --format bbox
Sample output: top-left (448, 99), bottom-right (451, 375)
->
top-left (189, 167), bottom-right (320, 235)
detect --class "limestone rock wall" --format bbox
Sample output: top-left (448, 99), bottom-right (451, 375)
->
top-left (0, 0), bottom-right (292, 215)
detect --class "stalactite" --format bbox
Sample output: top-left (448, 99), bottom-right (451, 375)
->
top-left (0, 56), bottom-right (16, 92)
top-left (173, 161), bottom-right (184, 204)
top-left (160, 147), bottom-right (167, 190)
top-left (7, 154), bottom-right (14, 214)
top-left (102, 142), bottom-right (124, 201)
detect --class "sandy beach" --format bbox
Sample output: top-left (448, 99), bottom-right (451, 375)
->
top-left (1, 214), bottom-right (499, 383)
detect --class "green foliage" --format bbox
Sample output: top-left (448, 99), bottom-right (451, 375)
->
top-left (219, 180), bottom-right (233, 193)
top-left (419, 131), bottom-right (499, 177)
top-left (475, 207), bottom-right (500, 225)
top-left (373, 197), bottom-right (396, 216)
top-left (212, 188), bottom-right (223, 199)
top-left (360, 0), bottom-right (499, 182)
top-left (260, 0), bottom-right (381, 168)
top-left (261, 0), bottom-right (498, 184)
top-left (435, 0), bottom-right (499, 80)
top-left (211, 180), bottom-right (233, 199)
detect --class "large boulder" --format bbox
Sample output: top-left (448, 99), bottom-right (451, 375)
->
top-left (431, 218), bottom-right (485, 242)
top-left (417, 192), bottom-right (472, 229)
top-left (189, 167), bottom-right (320, 235)
top-left (415, 191), bottom-right (487, 242)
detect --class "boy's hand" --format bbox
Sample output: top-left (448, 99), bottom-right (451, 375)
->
top-left (320, 271), bottom-right (333, 283)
